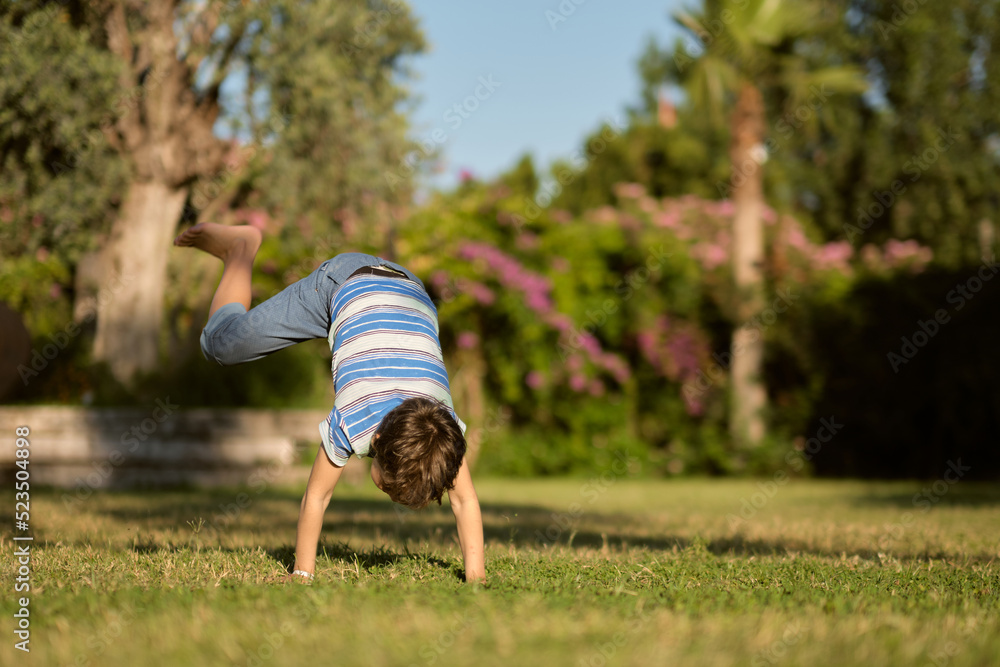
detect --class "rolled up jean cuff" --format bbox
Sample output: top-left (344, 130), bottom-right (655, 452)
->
top-left (200, 302), bottom-right (248, 365)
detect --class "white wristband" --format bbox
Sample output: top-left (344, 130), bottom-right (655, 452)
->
top-left (292, 570), bottom-right (314, 580)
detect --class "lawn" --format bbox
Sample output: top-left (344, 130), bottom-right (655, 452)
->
top-left (2, 476), bottom-right (999, 666)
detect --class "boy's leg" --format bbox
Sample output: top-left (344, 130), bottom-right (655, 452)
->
top-left (174, 223), bottom-right (262, 317)
top-left (175, 223), bottom-right (384, 365)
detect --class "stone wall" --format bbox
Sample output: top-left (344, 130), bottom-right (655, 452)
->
top-left (0, 406), bottom-right (356, 488)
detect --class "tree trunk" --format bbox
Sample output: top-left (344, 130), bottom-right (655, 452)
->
top-left (450, 345), bottom-right (487, 468)
top-left (979, 218), bottom-right (995, 261)
top-left (90, 1), bottom-right (230, 386)
top-left (93, 180), bottom-right (188, 383)
top-left (728, 83), bottom-right (767, 449)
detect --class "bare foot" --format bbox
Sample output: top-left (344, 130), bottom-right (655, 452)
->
top-left (173, 223), bottom-right (262, 262)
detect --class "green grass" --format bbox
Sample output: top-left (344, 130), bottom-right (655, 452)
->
top-left (2, 478), bottom-right (999, 666)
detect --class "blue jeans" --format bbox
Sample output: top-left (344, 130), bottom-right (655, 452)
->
top-left (200, 253), bottom-right (424, 365)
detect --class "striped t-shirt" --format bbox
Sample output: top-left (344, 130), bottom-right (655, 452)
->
top-left (318, 274), bottom-right (466, 466)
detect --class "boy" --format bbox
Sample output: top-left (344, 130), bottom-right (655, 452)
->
top-left (173, 222), bottom-right (485, 583)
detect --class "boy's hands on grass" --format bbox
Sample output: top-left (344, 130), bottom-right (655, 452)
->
top-left (293, 448), bottom-right (345, 580)
top-left (448, 458), bottom-right (486, 583)
top-left (290, 448), bottom-right (485, 585)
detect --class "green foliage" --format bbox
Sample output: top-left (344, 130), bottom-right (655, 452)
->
top-left (552, 118), bottom-right (729, 213)
top-left (0, 1), bottom-right (127, 337)
top-left (665, 0), bottom-right (867, 132)
top-left (397, 178), bottom-right (702, 474)
top-left (93, 341), bottom-right (331, 409)
top-left (2, 0), bottom-right (427, 404)
top-left (626, 0), bottom-right (1000, 266)
top-left (0, 255), bottom-right (71, 339)
top-left (8, 316), bottom-right (331, 410)
top-left (229, 0), bottom-right (426, 240)
top-left (807, 0), bottom-right (1000, 266)
top-left (0, 2), bottom-right (126, 253)
top-left (6, 0), bottom-right (1000, 481)
top-left (478, 419), bottom-right (655, 478)
top-left (395, 164), bottom-right (931, 476)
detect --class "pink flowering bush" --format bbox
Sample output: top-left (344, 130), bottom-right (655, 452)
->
top-left (395, 178), bottom-right (936, 475)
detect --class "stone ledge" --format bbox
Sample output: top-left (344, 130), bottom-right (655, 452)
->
top-left (0, 406), bottom-right (368, 488)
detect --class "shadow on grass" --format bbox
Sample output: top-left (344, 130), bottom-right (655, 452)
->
top-left (849, 483), bottom-right (1000, 509)
top-left (128, 536), bottom-right (465, 581)
top-left (264, 542), bottom-right (462, 580)
top-left (39, 486), bottom-right (1000, 566)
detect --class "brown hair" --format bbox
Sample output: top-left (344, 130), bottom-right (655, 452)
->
top-left (370, 397), bottom-right (467, 509)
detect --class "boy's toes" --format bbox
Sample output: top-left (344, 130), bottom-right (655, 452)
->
top-left (172, 225), bottom-right (199, 247)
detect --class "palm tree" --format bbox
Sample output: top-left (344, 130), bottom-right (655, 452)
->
top-left (667, 0), bottom-right (866, 448)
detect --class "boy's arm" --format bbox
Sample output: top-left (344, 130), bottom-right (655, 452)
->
top-left (291, 447), bottom-right (345, 580)
top-left (447, 457), bottom-right (485, 583)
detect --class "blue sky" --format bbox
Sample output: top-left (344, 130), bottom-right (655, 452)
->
top-left (405, 1), bottom-right (684, 190)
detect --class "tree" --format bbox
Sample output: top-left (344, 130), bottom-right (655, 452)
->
top-left (236, 0), bottom-right (425, 248)
top-left (551, 114), bottom-right (728, 214)
top-left (0, 2), bottom-right (126, 339)
top-left (2, 0), bottom-right (425, 384)
top-left (784, 0), bottom-right (1000, 266)
top-left (85, 0), bottom-right (236, 383)
top-left (660, 0), bottom-right (866, 448)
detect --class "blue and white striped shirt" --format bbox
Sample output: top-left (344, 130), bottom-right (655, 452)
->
top-left (318, 274), bottom-right (466, 466)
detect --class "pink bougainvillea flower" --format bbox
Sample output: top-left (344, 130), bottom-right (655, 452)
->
top-left (430, 270), bottom-right (451, 289)
top-left (465, 280), bottom-right (496, 305)
top-left (459, 241), bottom-right (553, 314)
top-left (696, 243), bottom-right (728, 270)
top-left (546, 313), bottom-right (575, 334)
top-left (590, 206), bottom-right (619, 225)
top-left (786, 226), bottom-right (809, 251)
top-left (619, 213), bottom-right (642, 231)
top-left (613, 182), bottom-right (646, 199)
top-left (637, 196), bottom-right (659, 214)
top-left (516, 232), bottom-right (539, 251)
top-left (550, 209), bottom-right (572, 224)
top-left (812, 241), bottom-right (854, 271)
top-left (654, 211), bottom-right (681, 229)
top-left (233, 208), bottom-right (269, 231)
top-left (577, 332), bottom-right (602, 357)
top-left (682, 392), bottom-right (704, 416)
top-left (525, 370), bottom-right (544, 390)
top-left (456, 331), bottom-right (479, 349)
top-left (525, 292), bottom-right (553, 313)
top-left (599, 353), bottom-right (631, 384)
top-left (246, 210), bottom-right (268, 230)
top-left (883, 239), bottom-right (933, 272)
